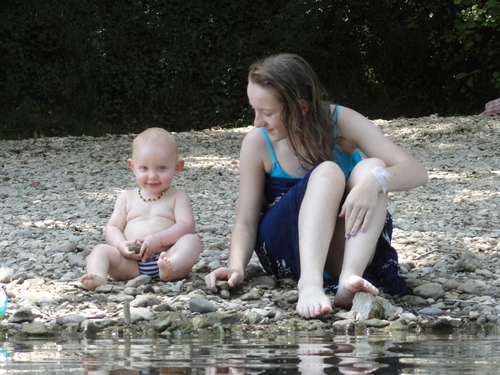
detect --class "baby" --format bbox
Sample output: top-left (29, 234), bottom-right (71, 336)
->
top-left (80, 128), bottom-right (202, 290)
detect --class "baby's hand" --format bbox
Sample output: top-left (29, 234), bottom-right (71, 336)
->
top-left (127, 243), bottom-right (142, 254)
top-left (118, 241), bottom-right (142, 259)
top-left (137, 234), bottom-right (162, 262)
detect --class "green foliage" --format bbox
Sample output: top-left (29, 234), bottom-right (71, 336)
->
top-left (427, 0), bottom-right (499, 104)
top-left (1, 0), bottom-right (499, 139)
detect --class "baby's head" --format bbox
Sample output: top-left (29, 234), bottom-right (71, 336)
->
top-left (132, 127), bottom-right (178, 159)
top-left (128, 128), bottom-right (184, 194)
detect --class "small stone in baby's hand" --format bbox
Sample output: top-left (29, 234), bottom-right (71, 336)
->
top-left (128, 243), bottom-right (142, 254)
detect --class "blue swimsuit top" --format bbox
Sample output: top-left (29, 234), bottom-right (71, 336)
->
top-left (261, 105), bottom-right (362, 179)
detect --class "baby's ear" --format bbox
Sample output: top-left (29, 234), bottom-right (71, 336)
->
top-left (175, 159), bottom-right (185, 175)
top-left (127, 159), bottom-right (134, 169)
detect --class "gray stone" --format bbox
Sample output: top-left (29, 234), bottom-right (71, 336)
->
top-left (9, 307), bottom-right (35, 324)
top-left (244, 264), bottom-right (265, 280)
top-left (189, 297), bottom-right (217, 313)
top-left (124, 287), bottom-right (138, 296)
top-left (130, 295), bottom-right (161, 307)
top-left (56, 242), bottom-right (77, 253)
top-left (56, 314), bottom-right (87, 325)
top-left (352, 293), bottom-right (393, 320)
top-left (220, 289), bottom-right (231, 299)
top-left (154, 318), bottom-right (172, 332)
top-left (240, 291), bottom-right (261, 301)
top-left (215, 281), bottom-right (230, 290)
top-left (11, 272), bottom-right (28, 281)
top-left (365, 318), bottom-right (390, 328)
top-left (457, 280), bottom-right (482, 294)
top-left (152, 303), bottom-right (176, 312)
top-left (252, 276), bottom-right (277, 289)
top-left (80, 319), bottom-right (101, 334)
top-left (247, 310), bottom-right (264, 325)
top-left (21, 322), bottom-right (56, 336)
top-left (419, 307), bottom-right (444, 316)
top-left (125, 275), bottom-right (152, 288)
top-left (126, 307), bottom-right (154, 323)
top-left (0, 268), bottom-right (13, 283)
top-left (95, 284), bottom-right (114, 293)
top-left (388, 320), bottom-right (411, 331)
top-left (413, 283), bottom-right (445, 299)
top-left (453, 250), bottom-right (480, 272)
top-left (66, 253), bottom-right (86, 267)
top-left (331, 319), bottom-right (356, 334)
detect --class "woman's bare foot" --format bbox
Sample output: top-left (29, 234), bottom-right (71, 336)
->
top-left (80, 274), bottom-right (107, 291)
top-left (158, 252), bottom-right (174, 281)
top-left (296, 282), bottom-right (333, 319)
top-left (334, 275), bottom-right (379, 309)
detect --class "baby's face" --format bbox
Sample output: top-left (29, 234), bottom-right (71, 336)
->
top-left (130, 141), bottom-right (181, 195)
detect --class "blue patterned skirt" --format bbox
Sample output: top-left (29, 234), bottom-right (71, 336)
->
top-left (255, 169), bottom-right (411, 296)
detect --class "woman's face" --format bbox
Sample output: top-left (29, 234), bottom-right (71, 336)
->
top-left (247, 81), bottom-right (287, 141)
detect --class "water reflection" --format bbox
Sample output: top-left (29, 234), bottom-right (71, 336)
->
top-left (0, 331), bottom-right (499, 374)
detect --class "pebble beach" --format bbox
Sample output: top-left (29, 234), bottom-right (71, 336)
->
top-left (0, 114), bottom-right (499, 337)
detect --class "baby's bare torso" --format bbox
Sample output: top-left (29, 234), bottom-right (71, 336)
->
top-left (122, 190), bottom-right (176, 241)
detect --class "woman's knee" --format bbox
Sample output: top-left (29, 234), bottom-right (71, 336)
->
top-left (348, 158), bottom-right (386, 187)
top-left (353, 158), bottom-right (386, 173)
top-left (311, 161), bottom-right (345, 186)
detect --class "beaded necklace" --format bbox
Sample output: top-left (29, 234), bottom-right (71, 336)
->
top-left (138, 187), bottom-right (169, 202)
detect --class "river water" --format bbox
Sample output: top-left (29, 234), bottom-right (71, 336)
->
top-left (0, 331), bottom-right (498, 374)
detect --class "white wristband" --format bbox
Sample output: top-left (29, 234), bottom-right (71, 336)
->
top-left (370, 166), bottom-right (390, 194)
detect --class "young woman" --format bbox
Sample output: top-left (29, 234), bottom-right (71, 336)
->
top-left (205, 53), bottom-right (428, 319)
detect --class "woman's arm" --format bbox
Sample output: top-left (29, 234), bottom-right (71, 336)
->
top-left (337, 106), bottom-right (429, 191)
top-left (335, 107), bottom-right (429, 236)
top-left (205, 128), bottom-right (266, 290)
top-left (228, 132), bottom-right (266, 270)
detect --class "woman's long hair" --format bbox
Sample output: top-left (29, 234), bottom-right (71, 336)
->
top-left (248, 53), bottom-right (338, 167)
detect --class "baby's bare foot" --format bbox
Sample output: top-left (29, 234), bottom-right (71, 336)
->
top-left (296, 283), bottom-right (333, 319)
top-left (80, 274), bottom-right (107, 291)
top-left (334, 275), bottom-right (379, 309)
top-left (158, 252), bottom-right (174, 281)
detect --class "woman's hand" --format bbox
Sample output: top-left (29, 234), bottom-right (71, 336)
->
top-left (339, 177), bottom-right (381, 238)
top-left (204, 267), bottom-right (244, 292)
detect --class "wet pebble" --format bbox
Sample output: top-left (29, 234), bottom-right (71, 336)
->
top-left (189, 297), bottom-right (217, 313)
top-left (9, 307), bottom-right (35, 324)
top-left (21, 321), bottom-right (56, 336)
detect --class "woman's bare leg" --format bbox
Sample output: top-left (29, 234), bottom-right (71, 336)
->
top-left (296, 162), bottom-right (345, 319)
top-left (333, 158), bottom-right (388, 308)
